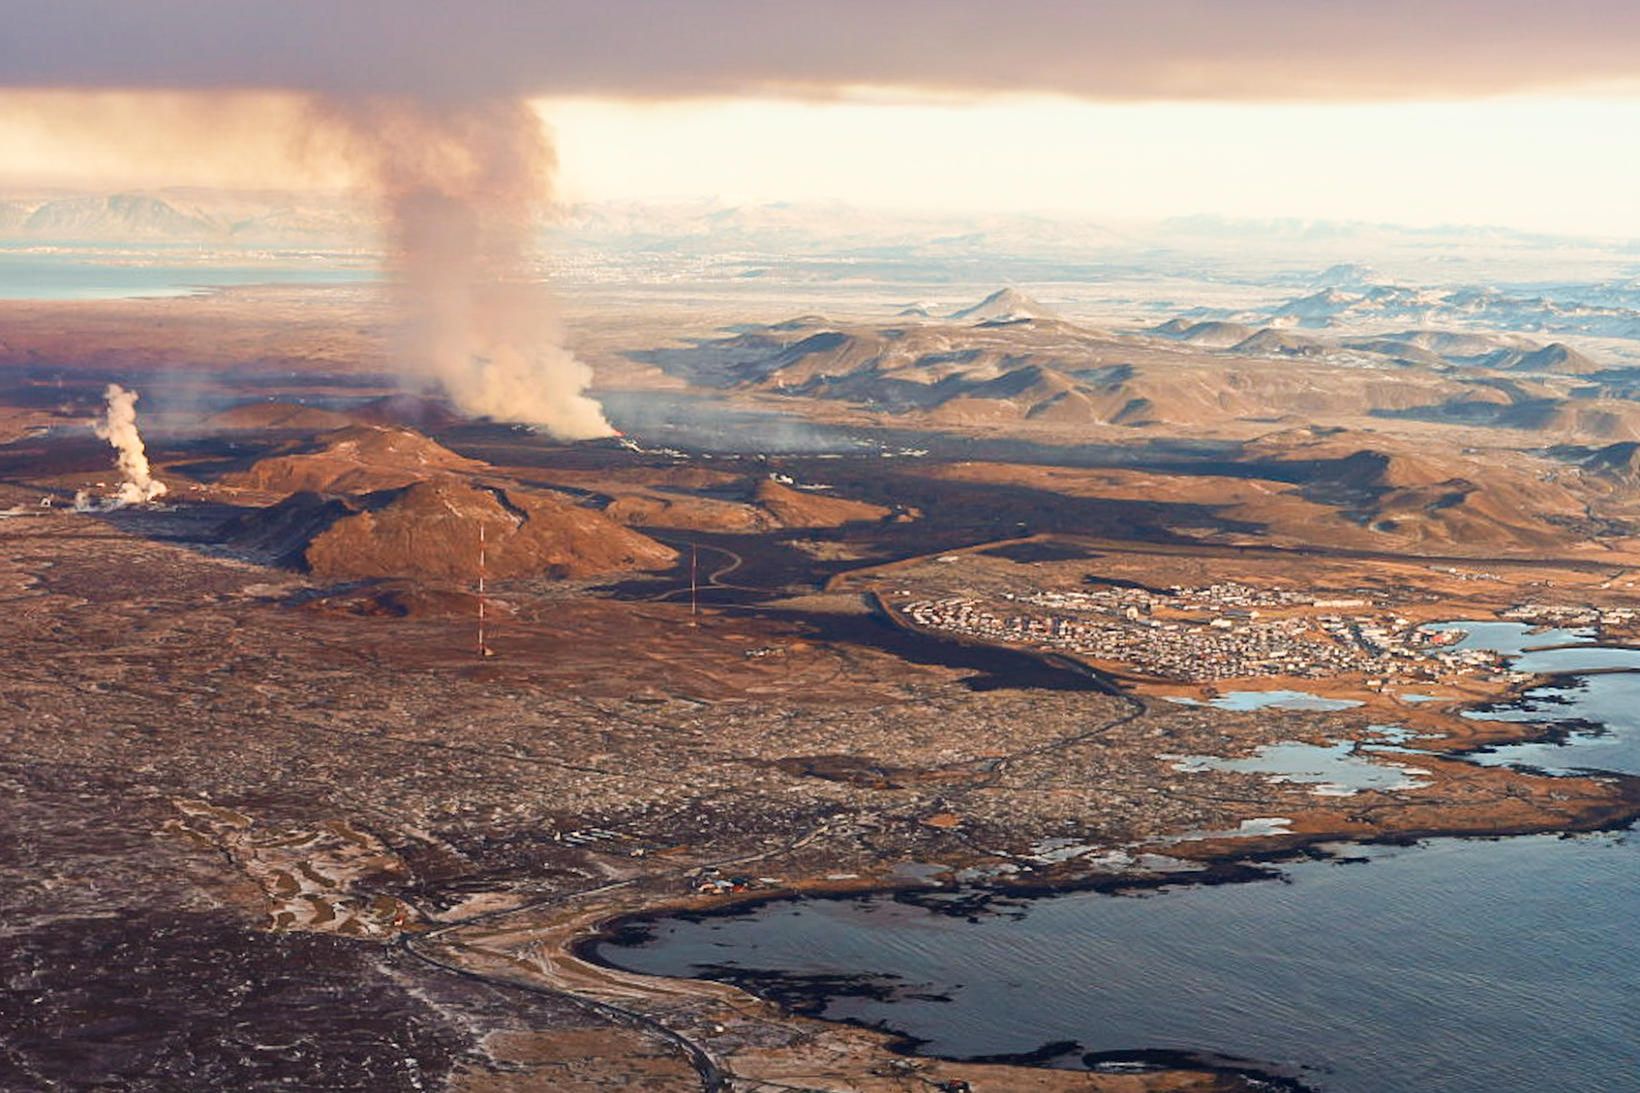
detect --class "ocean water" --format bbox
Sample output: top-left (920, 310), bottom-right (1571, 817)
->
top-left (600, 834), bottom-right (1638, 1092)
top-left (598, 622), bottom-right (1640, 1091)
top-left (1420, 620), bottom-right (1595, 655)
top-left (1443, 621), bottom-right (1640, 776)
top-left (0, 248), bottom-right (373, 300)
top-left (1465, 670), bottom-right (1640, 777)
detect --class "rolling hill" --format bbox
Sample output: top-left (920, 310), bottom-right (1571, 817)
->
top-left (220, 425), bottom-right (482, 495)
top-left (949, 287), bottom-right (1058, 323)
top-left (228, 477), bottom-right (676, 582)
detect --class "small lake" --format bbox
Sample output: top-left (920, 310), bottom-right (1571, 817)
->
top-left (596, 620), bottom-right (1640, 1091)
top-left (1166, 690), bottom-right (1363, 712)
top-left (1170, 741), bottom-right (1428, 796)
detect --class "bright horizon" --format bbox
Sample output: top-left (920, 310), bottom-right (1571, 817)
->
top-left (542, 94), bottom-right (1640, 238)
top-left (1, 90), bottom-right (1638, 241)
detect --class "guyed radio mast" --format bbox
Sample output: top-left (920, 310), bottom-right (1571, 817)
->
top-left (477, 522), bottom-right (492, 658)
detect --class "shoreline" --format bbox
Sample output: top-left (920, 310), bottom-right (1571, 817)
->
top-left (566, 806), bottom-right (1639, 1092)
top-left (419, 626), bottom-right (1640, 1093)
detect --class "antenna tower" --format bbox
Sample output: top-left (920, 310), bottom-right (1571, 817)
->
top-left (477, 522), bottom-right (489, 657)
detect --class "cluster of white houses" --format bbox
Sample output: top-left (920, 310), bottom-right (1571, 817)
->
top-left (897, 581), bottom-right (1504, 683)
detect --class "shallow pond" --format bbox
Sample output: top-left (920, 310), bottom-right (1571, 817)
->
top-left (1166, 690), bottom-right (1362, 712)
top-left (1170, 741), bottom-right (1428, 796)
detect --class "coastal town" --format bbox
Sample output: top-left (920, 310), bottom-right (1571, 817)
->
top-left (893, 579), bottom-right (1514, 684)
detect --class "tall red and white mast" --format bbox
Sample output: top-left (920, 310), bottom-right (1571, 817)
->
top-left (477, 522), bottom-right (488, 657)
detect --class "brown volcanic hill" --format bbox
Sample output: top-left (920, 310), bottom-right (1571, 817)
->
top-left (221, 491), bottom-right (357, 565)
top-left (1247, 429), bottom-right (1480, 488)
top-left (1240, 424), bottom-right (1351, 454)
top-left (1502, 398), bottom-right (1640, 441)
top-left (1360, 475), bottom-right (1579, 551)
top-left (1582, 441), bottom-right (1640, 482)
top-left (723, 321), bottom-right (1252, 428)
top-left (1337, 338), bottom-right (1448, 368)
top-left (650, 316), bottom-right (1502, 434)
top-left (349, 394), bottom-right (466, 430)
top-left (236, 477), bottom-right (676, 581)
top-left (1230, 328), bottom-right (1328, 357)
top-left (949, 287), bottom-right (1057, 323)
top-left (1329, 449), bottom-right (1457, 491)
top-left (1505, 342), bottom-right (1605, 376)
top-left (1245, 432), bottom-right (1589, 551)
top-left (1152, 319), bottom-right (1257, 348)
top-left (1384, 329), bottom-right (1538, 358)
top-left (924, 363), bottom-right (1180, 427)
top-left (205, 400), bottom-right (354, 433)
top-left (1468, 344), bottom-right (1584, 373)
top-left (223, 425), bottom-right (482, 495)
top-left (753, 478), bottom-right (891, 527)
top-left (924, 456), bottom-right (1591, 556)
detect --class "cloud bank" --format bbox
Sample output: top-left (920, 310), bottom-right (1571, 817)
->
top-left (0, 0), bottom-right (1637, 102)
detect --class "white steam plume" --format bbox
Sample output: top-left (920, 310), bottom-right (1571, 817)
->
top-left (320, 96), bottom-right (613, 440)
top-left (93, 383), bottom-right (167, 505)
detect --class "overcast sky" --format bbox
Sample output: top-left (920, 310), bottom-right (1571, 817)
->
top-left (2, 1), bottom-right (1638, 235)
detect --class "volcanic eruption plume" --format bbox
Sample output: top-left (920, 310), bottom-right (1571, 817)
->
top-left (8, 4), bottom-right (1638, 439)
top-left (320, 96), bottom-right (612, 440)
top-left (93, 383), bottom-right (167, 505)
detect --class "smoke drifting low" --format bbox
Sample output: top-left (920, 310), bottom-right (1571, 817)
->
top-left (321, 97), bottom-right (611, 439)
top-left (93, 384), bottom-right (166, 505)
top-left (7, 2), bottom-right (1637, 439)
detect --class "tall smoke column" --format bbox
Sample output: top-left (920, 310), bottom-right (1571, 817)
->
top-left (322, 96), bottom-right (613, 439)
top-left (94, 383), bottom-right (167, 504)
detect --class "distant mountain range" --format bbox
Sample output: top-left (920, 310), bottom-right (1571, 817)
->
top-left (3, 190), bottom-right (1636, 353)
top-left (1172, 278), bottom-right (1640, 345)
top-left (0, 189), bottom-right (369, 244)
top-left (1151, 318), bottom-right (1606, 374)
top-left (4, 190), bottom-right (1632, 273)
top-left (630, 288), bottom-right (1640, 438)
